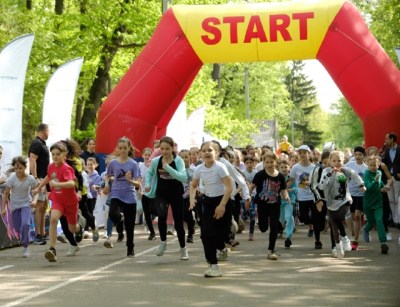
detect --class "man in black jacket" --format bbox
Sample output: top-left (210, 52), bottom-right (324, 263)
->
top-left (382, 132), bottom-right (400, 228)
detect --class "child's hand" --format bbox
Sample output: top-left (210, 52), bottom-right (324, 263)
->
top-left (31, 201), bottom-right (36, 208)
top-left (1, 208), bottom-right (6, 216)
top-left (360, 186), bottom-right (366, 192)
top-left (32, 188), bottom-right (39, 195)
top-left (316, 201), bottom-right (324, 212)
top-left (49, 180), bottom-right (58, 188)
top-left (381, 187), bottom-right (389, 193)
top-left (0, 177), bottom-right (5, 184)
top-left (214, 204), bottom-right (225, 219)
top-left (77, 190), bottom-right (82, 200)
top-left (102, 185), bottom-right (110, 195)
top-left (245, 199), bottom-right (251, 211)
top-left (125, 171), bottom-right (132, 181)
top-left (189, 198), bottom-right (197, 210)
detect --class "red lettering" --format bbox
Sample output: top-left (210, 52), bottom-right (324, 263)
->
top-left (201, 17), bottom-right (221, 45)
top-left (244, 15), bottom-right (268, 43)
top-left (223, 16), bottom-right (245, 44)
top-left (292, 12), bottom-right (314, 40)
top-left (269, 14), bottom-right (291, 42)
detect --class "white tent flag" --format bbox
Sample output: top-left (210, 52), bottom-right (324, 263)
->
top-left (0, 34), bottom-right (34, 175)
top-left (187, 107), bottom-right (206, 148)
top-left (42, 58), bottom-right (83, 147)
top-left (166, 101), bottom-right (187, 150)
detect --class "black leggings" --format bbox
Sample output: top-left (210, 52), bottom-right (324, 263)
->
top-left (257, 201), bottom-right (280, 251)
top-left (59, 215), bottom-right (77, 246)
top-left (142, 195), bottom-right (156, 235)
top-left (298, 200), bottom-right (314, 226)
top-left (311, 201), bottom-right (327, 242)
top-left (328, 205), bottom-right (349, 244)
top-left (79, 194), bottom-right (96, 230)
top-left (109, 198), bottom-right (136, 253)
top-left (155, 195), bottom-right (185, 247)
top-left (200, 195), bottom-right (232, 265)
top-left (183, 198), bottom-right (195, 236)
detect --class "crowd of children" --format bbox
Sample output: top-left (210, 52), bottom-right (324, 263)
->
top-left (1, 125), bottom-right (399, 278)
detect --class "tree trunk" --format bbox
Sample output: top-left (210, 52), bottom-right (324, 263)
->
top-left (55, 0), bottom-right (63, 15)
top-left (78, 44), bottom-right (119, 130)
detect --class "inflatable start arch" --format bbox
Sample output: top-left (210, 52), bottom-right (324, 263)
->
top-left (96, 0), bottom-right (400, 154)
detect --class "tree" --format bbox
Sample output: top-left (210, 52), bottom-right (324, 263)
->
top-left (353, 0), bottom-right (400, 67)
top-left (284, 61), bottom-right (322, 147)
top-left (327, 97), bottom-right (364, 149)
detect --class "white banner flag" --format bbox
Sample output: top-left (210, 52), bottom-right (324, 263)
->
top-left (0, 34), bottom-right (34, 175)
top-left (166, 101), bottom-right (187, 150)
top-left (187, 107), bottom-right (206, 148)
top-left (42, 58), bottom-right (83, 147)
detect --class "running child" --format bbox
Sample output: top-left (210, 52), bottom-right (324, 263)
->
top-left (249, 152), bottom-right (290, 260)
top-left (1, 156), bottom-right (38, 258)
top-left (33, 142), bottom-right (81, 262)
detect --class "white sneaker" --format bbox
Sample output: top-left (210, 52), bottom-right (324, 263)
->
top-left (204, 264), bottom-right (222, 277)
top-left (336, 242), bottom-right (344, 259)
top-left (102, 233), bottom-right (108, 239)
top-left (217, 248), bottom-right (228, 261)
top-left (341, 236), bottom-right (352, 252)
top-left (83, 231), bottom-right (90, 239)
top-left (386, 233), bottom-right (393, 242)
top-left (156, 241), bottom-right (167, 256)
top-left (332, 247), bottom-right (338, 258)
top-left (267, 250), bottom-right (278, 260)
top-left (103, 237), bottom-right (113, 248)
top-left (66, 245), bottom-right (80, 256)
top-left (22, 247), bottom-right (30, 258)
top-left (180, 247), bottom-right (189, 260)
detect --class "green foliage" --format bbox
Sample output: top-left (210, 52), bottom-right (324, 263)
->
top-left (284, 61), bottom-right (322, 147)
top-left (353, 0), bottom-right (400, 67)
top-left (327, 97), bottom-right (364, 149)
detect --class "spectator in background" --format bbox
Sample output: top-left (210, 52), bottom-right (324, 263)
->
top-left (80, 138), bottom-right (101, 172)
top-left (382, 132), bottom-right (400, 228)
top-left (28, 123), bottom-right (50, 246)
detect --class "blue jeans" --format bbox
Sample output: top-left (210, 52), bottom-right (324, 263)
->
top-left (12, 207), bottom-right (31, 248)
top-left (280, 202), bottom-right (294, 239)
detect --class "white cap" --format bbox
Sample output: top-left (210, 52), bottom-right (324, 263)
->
top-left (297, 145), bottom-right (311, 152)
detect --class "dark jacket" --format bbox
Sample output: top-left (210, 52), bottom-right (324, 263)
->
top-left (383, 146), bottom-right (400, 181)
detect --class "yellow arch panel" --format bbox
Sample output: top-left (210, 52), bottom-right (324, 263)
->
top-left (173, 0), bottom-right (344, 63)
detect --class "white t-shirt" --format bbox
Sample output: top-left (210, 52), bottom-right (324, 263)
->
top-left (345, 160), bottom-right (368, 197)
top-left (289, 162), bottom-right (315, 201)
top-left (193, 161), bottom-right (229, 197)
top-left (5, 173), bottom-right (37, 211)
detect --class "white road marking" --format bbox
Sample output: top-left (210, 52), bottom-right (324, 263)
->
top-left (0, 265), bottom-right (14, 271)
top-left (1, 239), bottom-right (177, 307)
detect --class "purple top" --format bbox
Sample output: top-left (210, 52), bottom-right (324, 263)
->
top-left (88, 170), bottom-right (102, 198)
top-left (107, 158), bottom-right (140, 204)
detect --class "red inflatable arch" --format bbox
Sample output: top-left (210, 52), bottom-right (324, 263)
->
top-left (96, 0), bottom-right (400, 155)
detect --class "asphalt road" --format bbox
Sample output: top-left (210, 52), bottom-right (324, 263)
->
top-left (0, 223), bottom-right (399, 307)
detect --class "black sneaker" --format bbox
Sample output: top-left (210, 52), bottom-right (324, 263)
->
top-left (285, 238), bottom-right (292, 248)
top-left (127, 249), bottom-right (135, 258)
top-left (75, 225), bottom-right (83, 243)
top-left (315, 241), bottom-right (323, 249)
top-left (117, 233), bottom-right (124, 242)
top-left (45, 247), bottom-right (57, 262)
top-left (33, 237), bottom-right (47, 245)
top-left (186, 235), bottom-right (194, 243)
top-left (308, 229), bottom-right (314, 237)
top-left (148, 233), bottom-right (156, 241)
top-left (381, 243), bottom-right (389, 254)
